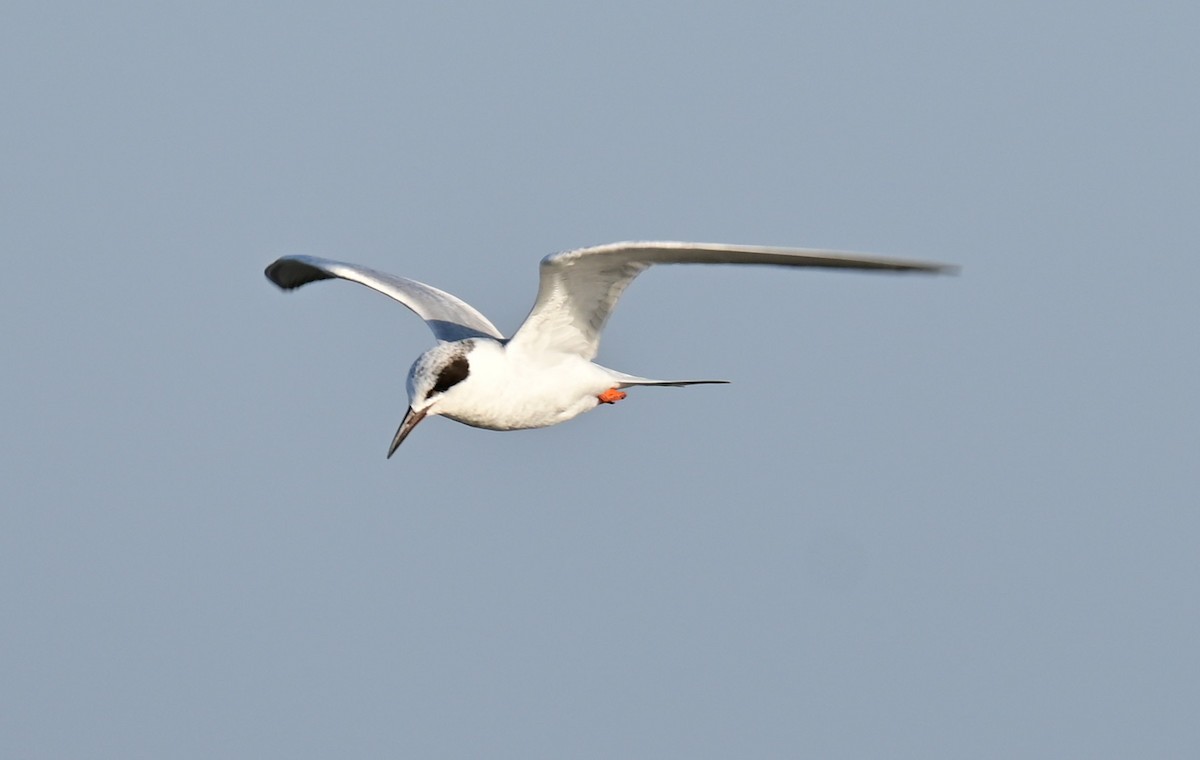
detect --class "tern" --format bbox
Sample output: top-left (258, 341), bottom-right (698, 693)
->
top-left (265, 241), bottom-right (954, 456)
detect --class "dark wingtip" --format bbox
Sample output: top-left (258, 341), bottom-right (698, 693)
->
top-left (264, 260), bottom-right (282, 288)
top-left (264, 257), bottom-right (335, 291)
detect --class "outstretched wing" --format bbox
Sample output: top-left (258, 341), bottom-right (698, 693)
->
top-left (507, 241), bottom-right (955, 359)
top-left (265, 255), bottom-right (504, 343)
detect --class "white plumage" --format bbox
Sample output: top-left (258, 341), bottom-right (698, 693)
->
top-left (265, 241), bottom-right (955, 456)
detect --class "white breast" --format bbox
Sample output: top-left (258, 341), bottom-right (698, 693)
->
top-left (433, 341), bottom-right (617, 431)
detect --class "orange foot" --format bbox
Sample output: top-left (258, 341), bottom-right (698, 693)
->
top-left (597, 388), bottom-right (627, 404)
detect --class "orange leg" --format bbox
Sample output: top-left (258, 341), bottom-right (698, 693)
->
top-left (597, 388), bottom-right (627, 404)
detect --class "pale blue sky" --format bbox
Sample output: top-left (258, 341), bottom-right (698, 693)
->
top-left (2, 2), bottom-right (1198, 758)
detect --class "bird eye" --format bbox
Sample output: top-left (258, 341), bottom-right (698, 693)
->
top-left (430, 355), bottom-right (470, 396)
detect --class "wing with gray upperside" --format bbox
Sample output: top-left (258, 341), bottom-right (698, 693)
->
top-left (265, 255), bottom-right (504, 343)
top-left (507, 241), bottom-right (956, 359)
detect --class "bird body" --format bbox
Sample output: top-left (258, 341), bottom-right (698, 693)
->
top-left (265, 241), bottom-right (955, 456)
top-left (410, 338), bottom-right (618, 431)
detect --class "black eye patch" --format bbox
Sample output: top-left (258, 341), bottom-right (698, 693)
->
top-left (430, 354), bottom-right (470, 396)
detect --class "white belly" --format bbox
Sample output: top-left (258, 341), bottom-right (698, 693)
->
top-left (434, 345), bottom-right (617, 431)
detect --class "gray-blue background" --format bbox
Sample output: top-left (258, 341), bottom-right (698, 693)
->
top-left (3, 2), bottom-right (1197, 757)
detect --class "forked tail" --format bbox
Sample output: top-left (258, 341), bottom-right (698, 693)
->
top-left (602, 367), bottom-right (730, 389)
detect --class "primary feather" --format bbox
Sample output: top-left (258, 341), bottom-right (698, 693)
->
top-left (264, 255), bottom-right (503, 342)
top-left (507, 241), bottom-right (954, 359)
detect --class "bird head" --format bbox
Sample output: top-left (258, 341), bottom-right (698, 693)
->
top-left (388, 341), bottom-right (474, 456)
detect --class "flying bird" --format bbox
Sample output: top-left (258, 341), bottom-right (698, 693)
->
top-left (265, 241), bottom-right (954, 456)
